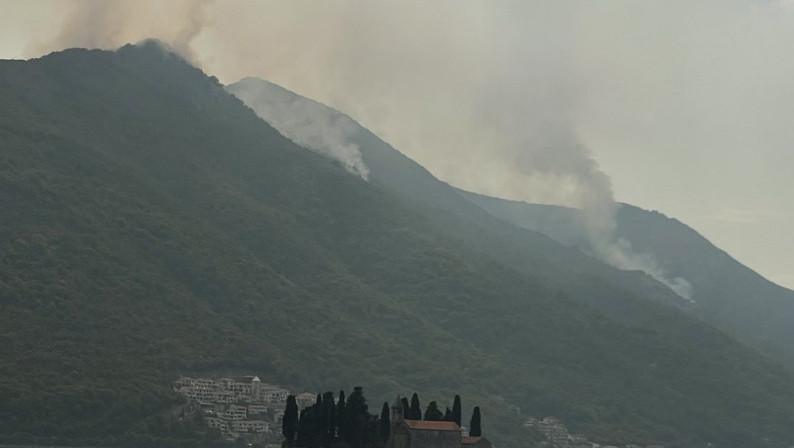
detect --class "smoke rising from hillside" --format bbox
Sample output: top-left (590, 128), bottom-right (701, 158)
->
top-left (516, 125), bottom-right (695, 299)
top-left (33, 0), bottom-right (209, 64)
top-left (43, 0), bottom-right (794, 297)
top-left (227, 78), bottom-right (370, 180)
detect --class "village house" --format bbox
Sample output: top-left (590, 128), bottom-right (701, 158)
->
top-left (205, 416), bottom-right (228, 432)
top-left (175, 375), bottom-right (289, 443)
top-left (248, 404), bottom-right (268, 415)
top-left (232, 420), bottom-right (270, 433)
top-left (225, 404), bottom-right (248, 422)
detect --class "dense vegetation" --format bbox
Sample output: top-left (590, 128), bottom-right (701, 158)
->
top-left (284, 389), bottom-right (476, 448)
top-left (2, 42), bottom-right (794, 448)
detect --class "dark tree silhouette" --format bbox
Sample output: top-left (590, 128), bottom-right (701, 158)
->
top-left (424, 401), bottom-right (444, 421)
top-left (409, 393), bottom-right (421, 420)
top-left (336, 390), bottom-right (346, 441)
top-left (400, 397), bottom-right (410, 419)
top-left (283, 395), bottom-right (299, 446)
top-left (345, 386), bottom-right (369, 447)
top-left (469, 406), bottom-right (481, 437)
top-left (443, 407), bottom-right (453, 422)
top-left (322, 392), bottom-right (335, 447)
top-left (379, 402), bottom-right (391, 442)
top-left (452, 395), bottom-right (462, 426)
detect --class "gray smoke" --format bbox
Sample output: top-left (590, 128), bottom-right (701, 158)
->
top-left (512, 119), bottom-right (694, 300)
top-left (227, 78), bottom-right (369, 180)
top-left (33, 0), bottom-right (209, 65)
top-left (33, 0), bottom-right (698, 298)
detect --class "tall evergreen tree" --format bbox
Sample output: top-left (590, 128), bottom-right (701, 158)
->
top-left (469, 407), bottom-right (481, 437)
top-left (296, 408), bottom-right (311, 447)
top-left (329, 397), bottom-right (337, 444)
top-left (424, 401), bottom-right (443, 421)
top-left (409, 393), bottom-right (421, 420)
top-left (379, 402), bottom-right (391, 442)
top-left (283, 395), bottom-right (299, 447)
top-left (336, 390), bottom-right (346, 442)
top-left (345, 386), bottom-right (369, 447)
top-left (322, 392), bottom-right (335, 447)
top-left (443, 407), bottom-right (453, 422)
top-left (452, 395), bottom-right (462, 426)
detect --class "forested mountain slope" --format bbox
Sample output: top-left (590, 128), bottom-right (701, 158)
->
top-left (461, 192), bottom-right (794, 368)
top-left (227, 79), bottom-right (691, 324)
top-left (2, 43), bottom-right (794, 448)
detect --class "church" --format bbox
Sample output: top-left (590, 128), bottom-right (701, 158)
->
top-left (385, 399), bottom-right (492, 448)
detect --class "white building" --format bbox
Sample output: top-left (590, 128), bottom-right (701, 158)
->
top-left (248, 404), bottom-right (268, 415)
top-left (225, 404), bottom-right (247, 421)
top-left (204, 416), bottom-right (228, 431)
top-left (232, 420), bottom-right (270, 433)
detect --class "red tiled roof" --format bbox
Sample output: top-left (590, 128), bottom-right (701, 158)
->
top-left (403, 420), bottom-right (461, 431)
top-left (462, 436), bottom-right (482, 445)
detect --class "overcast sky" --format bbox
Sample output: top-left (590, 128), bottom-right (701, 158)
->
top-left (1, 0), bottom-right (792, 290)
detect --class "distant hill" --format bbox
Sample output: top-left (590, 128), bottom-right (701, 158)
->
top-left (460, 192), bottom-right (794, 367)
top-left (2, 43), bottom-right (794, 448)
top-left (227, 77), bottom-right (794, 446)
top-left (227, 79), bottom-right (694, 319)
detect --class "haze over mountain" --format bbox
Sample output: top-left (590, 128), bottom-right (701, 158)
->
top-left (3, 1), bottom-right (793, 291)
top-left (229, 74), bottom-right (794, 371)
top-left (3, 42), bottom-right (794, 448)
top-left (459, 193), bottom-right (794, 367)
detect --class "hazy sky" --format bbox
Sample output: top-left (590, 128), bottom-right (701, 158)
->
top-left (1, 0), bottom-right (792, 290)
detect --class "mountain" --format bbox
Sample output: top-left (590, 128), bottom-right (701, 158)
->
top-left (3, 43), bottom-right (794, 448)
top-left (460, 192), bottom-right (794, 367)
top-left (227, 79), bottom-right (693, 319)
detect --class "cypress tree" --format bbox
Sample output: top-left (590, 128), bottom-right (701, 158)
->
top-left (345, 386), bottom-right (369, 447)
top-left (424, 401), bottom-right (443, 421)
top-left (283, 395), bottom-right (299, 446)
top-left (443, 407), bottom-right (453, 422)
top-left (336, 390), bottom-right (346, 441)
top-left (469, 406), bottom-right (481, 437)
top-left (322, 392), bottom-right (335, 447)
top-left (379, 402), bottom-right (391, 442)
top-left (409, 393), bottom-right (421, 420)
top-left (452, 395), bottom-right (462, 426)
top-left (296, 408), bottom-right (310, 447)
top-left (329, 397), bottom-right (337, 443)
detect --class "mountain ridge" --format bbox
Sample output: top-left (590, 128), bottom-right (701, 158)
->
top-left (2, 43), bottom-right (794, 448)
top-left (459, 190), bottom-right (794, 367)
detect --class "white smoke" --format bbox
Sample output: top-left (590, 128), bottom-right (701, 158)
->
top-left (227, 78), bottom-right (369, 180)
top-left (30, 0), bottom-right (695, 298)
top-left (29, 0), bottom-right (210, 65)
top-left (513, 122), bottom-right (694, 301)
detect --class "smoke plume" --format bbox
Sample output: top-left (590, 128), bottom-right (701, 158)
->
top-left (31, 0), bottom-right (210, 65)
top-left (226, 78), bottom-right (369, 180)
top-left (511, 117), bottom-right (694, 300)
top-left (29, 0), bottom-right (716, 298)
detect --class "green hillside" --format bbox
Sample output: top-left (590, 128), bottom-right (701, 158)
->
top-left (2, 43), bottom-right (794, 448)
top-left (460, 191), bottom-right (794, 368)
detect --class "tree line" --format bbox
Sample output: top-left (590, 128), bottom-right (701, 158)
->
top-left (282, 388), bottom-right (482, 448)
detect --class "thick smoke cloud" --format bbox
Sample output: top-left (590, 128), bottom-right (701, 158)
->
top-left (25, 0), bottom-right (794, 291)
top-left (31, 0), bottom-right (210, 64)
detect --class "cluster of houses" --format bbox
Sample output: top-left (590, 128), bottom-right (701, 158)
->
top-left (175, 375), bottom-right (661, 448)
top-left (174, 375), bottom-right (305, 442)
top-left (523, 417), bottom-right (666, 448)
